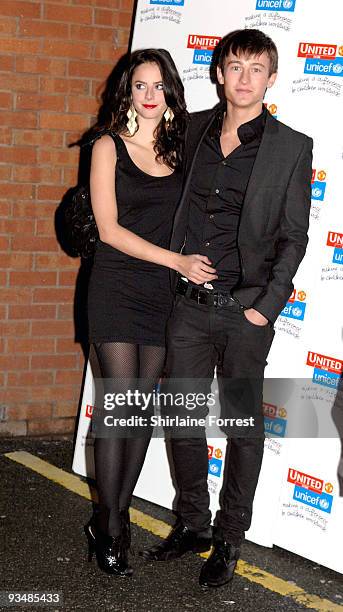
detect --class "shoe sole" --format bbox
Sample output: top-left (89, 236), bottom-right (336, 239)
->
top-left (192, 542), bottom-right (212, 553)
top-left (141, 542), bottom-right (212, 562)
top-left (199, 576), bottom-right (234, 588)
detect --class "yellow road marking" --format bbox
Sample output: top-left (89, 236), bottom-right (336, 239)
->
top-left (4, 450), bottom-right (343, 612)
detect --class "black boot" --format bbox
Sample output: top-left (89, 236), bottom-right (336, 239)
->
top-left (141, 522), bottom-right (212, 561)
top-left (199, 541), bottom-right (240, 587)
top-left (84, 520), bottom-right (133, 577)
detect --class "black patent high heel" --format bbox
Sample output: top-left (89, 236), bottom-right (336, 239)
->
top-left (85, 525), bottom-right (96, 562)
top-left (84, 520), bottom-right (133, 577)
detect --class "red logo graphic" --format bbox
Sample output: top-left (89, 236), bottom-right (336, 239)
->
top-left (317, 170), bottom-right (326, 181)
top-left (288, 288), bottom-right (296, 302)
top-left (263, 102), bottom-right (277, 116)
top-left (327, 231), bottom-right (343, 248)
top-left (208, 445), bottom-right (214, 459)
top-left (312, 169), bottom-right (327, 183)
top-left (298, 43), bottom-right (337, 59)
top-left (288, 468), bottom-right (323, 493)
top-left (306, 352), bottom-right (343, 374)
top-left (288, 288), bottom-right (306, 302)
top-left (85, 404), bottom-right (94, 418)
top-left (263, 402), bottom-right (277, 418)
top-left (268, 103), bottom-right (277, 115)
top-left (187, 34), bottom-right (221, 50)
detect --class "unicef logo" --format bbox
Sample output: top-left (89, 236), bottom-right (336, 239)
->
top-left (273, 424), bottom-right (283, 434)
top-left (332, 63), bottom-right (343, 75)
top-left (209, 463), bottom-right (219, 474)
top-left (312, 187), bottom-right (322, 198)
top-left (283, 0), bottom-right (294, 8)
top-left (319, 498), bottom-right (330, 510)
top-left (292, 306), bottom-right (302, 318)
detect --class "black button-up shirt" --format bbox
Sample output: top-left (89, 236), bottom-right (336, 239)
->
top-left (183, 105), bottom-right (267, 290)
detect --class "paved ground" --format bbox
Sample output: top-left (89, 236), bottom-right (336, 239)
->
top-left (1, 437), bottom-right (342, 612)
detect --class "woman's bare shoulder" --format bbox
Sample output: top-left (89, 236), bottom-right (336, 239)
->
top-left (92, 133), bottom-right (117, 157)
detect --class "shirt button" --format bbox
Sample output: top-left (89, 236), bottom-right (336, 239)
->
top-left (222, 161), bottom-right (227, 166)
top-left (209, 214), bottom-right (214, 219)
top-left (215, 189), bottom-right (220, 194)
top-left (205, 241), bottom-right (210, 247)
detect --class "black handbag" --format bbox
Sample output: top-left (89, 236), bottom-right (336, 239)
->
top-left (65, 129), bottom-right (117, 258)
top-left (65, 183), bottom-right (98, 259)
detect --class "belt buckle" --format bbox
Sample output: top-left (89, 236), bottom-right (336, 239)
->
top-left (213, 293), bottom-right (235, 307)
top-left (218, 294), bottom-right (228, 307)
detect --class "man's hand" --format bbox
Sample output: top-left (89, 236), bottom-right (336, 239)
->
top-left (243, 308), bottom-right (269, 326)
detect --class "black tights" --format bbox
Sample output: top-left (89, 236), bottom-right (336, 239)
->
top-left (93, 342), bottom-right (165, 537)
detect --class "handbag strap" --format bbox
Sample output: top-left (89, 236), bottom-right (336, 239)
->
top-left (107, 131), bottom-right (124, 160)
top-left (81, 128), bottom-right (120, 154)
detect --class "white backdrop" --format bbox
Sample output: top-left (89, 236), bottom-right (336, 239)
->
top-left (73, 0), bottom-right (343, 573)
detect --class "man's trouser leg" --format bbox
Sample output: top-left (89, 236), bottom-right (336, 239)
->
top-left (164, 295), bottom-right (217, 534)
top-left (214, 306), bottom-right (275, 546)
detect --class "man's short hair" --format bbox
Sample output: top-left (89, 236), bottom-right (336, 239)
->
top-left (217, 29), bottom-right (278, 76)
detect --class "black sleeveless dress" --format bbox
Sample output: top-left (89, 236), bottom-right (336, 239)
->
top-left (87, 134), bottom-right (182, 347)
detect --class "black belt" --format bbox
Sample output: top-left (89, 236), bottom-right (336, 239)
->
top-left (176, 277), bottom-right (243, 309)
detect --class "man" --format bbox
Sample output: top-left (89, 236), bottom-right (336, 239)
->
top-left (143, 29), bottom-right (313, 587)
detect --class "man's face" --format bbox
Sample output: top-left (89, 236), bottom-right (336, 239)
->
top-left (217, 50), bottom-right (277, 109)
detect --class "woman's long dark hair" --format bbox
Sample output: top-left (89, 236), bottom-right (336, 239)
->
top-left (92, 48), bottom-right (188, 170)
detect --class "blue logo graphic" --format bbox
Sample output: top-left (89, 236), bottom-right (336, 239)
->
top-left (293, 485), bottom-right (333, 513)
top-left (150, 0), bottom-right (185, 6)
top-left (208, 458), bottom-right (222, 478)
top-left (281, 300), bottom-right (306, 321)
top-left (304, 58), bottom-right (343, 77)
top-left (150, 0), bottom-right (184, 4)
top-left (312, 368), bottom-right (340, 389)
top-left (256, 0), bottom-right (296, 11)
top-left (264, 416), bottom-right (287, 437)
top-left (333, 247), bottom-right (343, 264)
top-left (193, 49), bottom-right (213, 65)
top-left (311, 181), bottom-right (326, 201)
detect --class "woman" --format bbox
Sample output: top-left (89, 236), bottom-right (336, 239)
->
top-left (85, 48), bottom-right (217, 577)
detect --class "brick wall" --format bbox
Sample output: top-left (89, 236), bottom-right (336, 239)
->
top-left (0, 0), bottom-right (135, 436)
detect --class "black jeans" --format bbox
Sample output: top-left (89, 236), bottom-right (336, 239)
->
top-left (164, 293), bottom-right (275, 546)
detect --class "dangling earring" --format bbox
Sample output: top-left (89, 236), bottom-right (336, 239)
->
top-left (164, 107), bottom-right (174, 128)
top-left (126, 104), bottom-right (138, 136)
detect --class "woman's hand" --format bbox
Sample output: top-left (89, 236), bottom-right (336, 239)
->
top-left (176, 254), bottom-right (218, 285)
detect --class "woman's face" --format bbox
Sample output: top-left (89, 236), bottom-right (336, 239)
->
top-left (131, 62), bottom-right (168, 123)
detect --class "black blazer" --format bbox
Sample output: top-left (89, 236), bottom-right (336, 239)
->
top-left (170, 108), bottom-right (313, 323)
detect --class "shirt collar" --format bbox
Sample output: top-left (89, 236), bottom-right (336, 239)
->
top-left (211, 104), bottom-right (267, 144)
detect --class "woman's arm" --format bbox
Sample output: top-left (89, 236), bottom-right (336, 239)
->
top-left (90, 135), bottom-right (217, 285)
